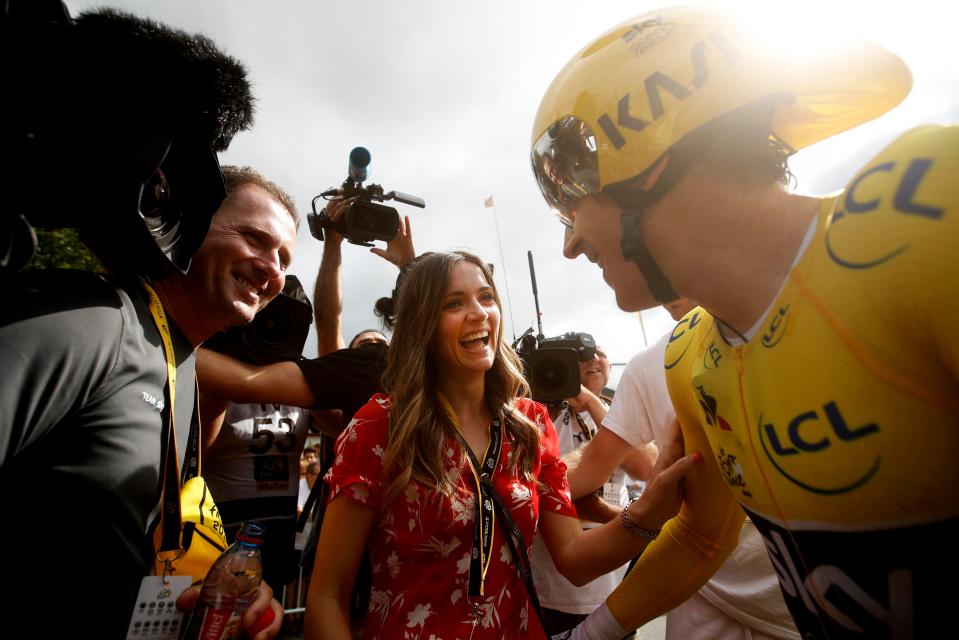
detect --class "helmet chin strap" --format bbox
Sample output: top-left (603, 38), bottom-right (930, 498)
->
top-left (614, 149), bottom-right (696, 305)
top-left (620, 208), bottom-right (678, 304)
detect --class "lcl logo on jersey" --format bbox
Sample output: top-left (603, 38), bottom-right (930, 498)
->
top-left (703, 341), bottom-right (722, 369)
top-left (664, 309), bottom-right (703, 369)
top-left (761, 305), bottom-right (790, 348)
top-left (758, 401), bottom-right (881, 495)
top-left (826, 157), bottom-right (943, 269)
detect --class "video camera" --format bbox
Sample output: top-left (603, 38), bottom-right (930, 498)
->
top-left (308, 147), bottom-right (425, 247)
top-left (1, 2), bottom-right (254, 277)
top-left (204, 275), bottom-right (313, 365)
top-left (515, 330), bottom-right (596, 404)
top-left (513, 251), bottom-right (597, 404)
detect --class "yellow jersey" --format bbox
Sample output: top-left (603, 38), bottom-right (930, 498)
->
top-left (610, 125), bottom-right (959, 638)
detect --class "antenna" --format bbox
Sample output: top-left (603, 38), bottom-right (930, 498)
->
top-left (527, 251), bottom-right (545, 340)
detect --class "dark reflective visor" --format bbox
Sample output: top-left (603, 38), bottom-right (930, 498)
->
top-left (530, 116), bottom-right (600, 227)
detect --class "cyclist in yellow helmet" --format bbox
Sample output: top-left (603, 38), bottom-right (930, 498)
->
top-left (531, 6), bottom-right (958, 639)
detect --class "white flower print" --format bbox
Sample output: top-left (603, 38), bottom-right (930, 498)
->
top-left (406, 603), bottom-right (434, 628)
top-left (372, 443), bottom-right (385, 458)
top-left (450, 492), bottom-right (474, 526)
top-left (418, 535), bottom-right (462, 559)
top-left (405, 482), bottom-right (420, 504)
top-left (456, 550), bottom-right (471, 574)
top-left (351, 484), bottom-right (370, 503)
top-left (510, 483), bottom-right (531, 505)
top-left (369, 587), bottom-right (392, 624)
top-left (387, 550), bottom-right (401, 578)
top-left (499, 543), bottom-right (513, 566)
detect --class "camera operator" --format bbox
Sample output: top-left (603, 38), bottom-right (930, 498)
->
top-left (531, 342), bottom-right (652, 637)
top-left (313, 196), bottom-right (413, 355)
top-left (0, 6), bottom-right (286, 636)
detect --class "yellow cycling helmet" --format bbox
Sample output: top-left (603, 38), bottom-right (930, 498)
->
top-left (530, 5), bottom-right (912, 225)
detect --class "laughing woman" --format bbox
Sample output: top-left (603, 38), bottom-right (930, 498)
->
top-left (305, 251), bottom-right (700, 640)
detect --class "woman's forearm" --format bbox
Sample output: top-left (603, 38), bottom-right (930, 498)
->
top-left (303, 594), bottom-right (352, 640)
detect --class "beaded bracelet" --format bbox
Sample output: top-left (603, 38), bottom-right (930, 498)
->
top-left (619, 499), bottom-right (660, 541)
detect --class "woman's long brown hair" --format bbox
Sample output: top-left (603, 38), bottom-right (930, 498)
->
top-left (379, 251), bottom-right (540, 507)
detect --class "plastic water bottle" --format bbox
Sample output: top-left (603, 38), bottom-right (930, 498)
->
top-left (180, 521), bottom-right (265, 640)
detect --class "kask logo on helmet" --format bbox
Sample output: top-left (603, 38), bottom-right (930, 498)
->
top-left (597, 31), bottom-right (740, 150)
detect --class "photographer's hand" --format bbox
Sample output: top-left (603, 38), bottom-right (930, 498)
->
top-left (321, 198), bottom-right (352, 247)
top-left (567, 385), bottom-right (608, 426)
top-left (371, 214), bottom-right (415, 269)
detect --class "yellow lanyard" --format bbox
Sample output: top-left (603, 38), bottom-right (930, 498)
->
top-left (141, 280), bottom-right (177, 412)
top-left (141, 280), bottom-right (186, 565)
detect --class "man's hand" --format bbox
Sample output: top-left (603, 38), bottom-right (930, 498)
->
top-left (176, 580), bottom-right (283, 640)
top-left (567, 385), bottom-right (608, 426)
top-left (371, 214), bottom-right (415, 269)
top-left (321, 198), bottom-right (352, 246)
top-left (566, 385), bottom-right (596, 413)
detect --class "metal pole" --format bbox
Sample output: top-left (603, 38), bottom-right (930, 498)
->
top-left (489, 199), bottom-right (517, 340)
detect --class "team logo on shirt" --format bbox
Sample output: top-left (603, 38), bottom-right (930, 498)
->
top-left (761, 305), bottom-right (790, 348)
top-left (758, 401), bottom-right (881, 495)
top-left (717, 447), bottom-right (752, 497)
top-left (141, 391), bottom-right (164, 412)
top-left (696, 386), bottom-right (732, 431)
top-left (664, 309), bottom-right (703, 369)
top-left (702, 341), bottom-right (723, 369)
top-left (826, 157), bottom-right (943, 270)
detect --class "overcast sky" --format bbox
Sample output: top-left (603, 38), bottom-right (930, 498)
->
top-left (70, 0), bottom-right (958, 386)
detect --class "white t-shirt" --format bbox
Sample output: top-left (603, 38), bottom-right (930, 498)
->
top-left (603, 332), bottom-right (674, 448)
top-left (530, 407), bottom-right (629, 615)
top-left (297, 477), bottom-right (311, 511)
top-left (603, 331), bottom-right (799, 639)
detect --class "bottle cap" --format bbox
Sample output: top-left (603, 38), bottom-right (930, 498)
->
top-left (236, 521), bottom-right (266, 545)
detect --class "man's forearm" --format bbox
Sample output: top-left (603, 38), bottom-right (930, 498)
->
top-left (566, 427), bottom-right (632, 499)
top-left (314, 241), bottom-right (345, 355)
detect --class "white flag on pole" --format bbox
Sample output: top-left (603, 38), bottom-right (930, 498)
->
top-left (484, 195), bottom-right (495, 208)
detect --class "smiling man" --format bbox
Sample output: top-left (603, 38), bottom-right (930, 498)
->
top-left (0, 164), bottom-right (296, 637)
top-left (531, 6), bottom-right (958, 639)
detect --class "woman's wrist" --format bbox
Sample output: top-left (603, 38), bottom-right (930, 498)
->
top-left (619, 498), bottom-right (661, 541)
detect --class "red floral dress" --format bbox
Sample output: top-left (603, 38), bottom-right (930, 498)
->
top-left (325, 393), bottom-right (577, 640)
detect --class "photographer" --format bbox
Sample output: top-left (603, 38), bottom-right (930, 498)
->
top-left (0, 6), bottom-right (285, 636)
top-left (313, 196), bottom-right (413, 356)
top-left (530, 342), bottom-right (651, 636)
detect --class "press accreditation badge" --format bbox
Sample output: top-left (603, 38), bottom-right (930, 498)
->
top-left (603, 481), bottom-right (627, 506)
top-left (126, 575), bottom-right (192, 640)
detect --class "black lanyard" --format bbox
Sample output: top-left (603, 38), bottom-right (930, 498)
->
top-left (440, 396), bottom-right (547, 630)
top-left (450, 411), bottom-right (547, 632)
top-left (457, 417), bottom-right (502, 598)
